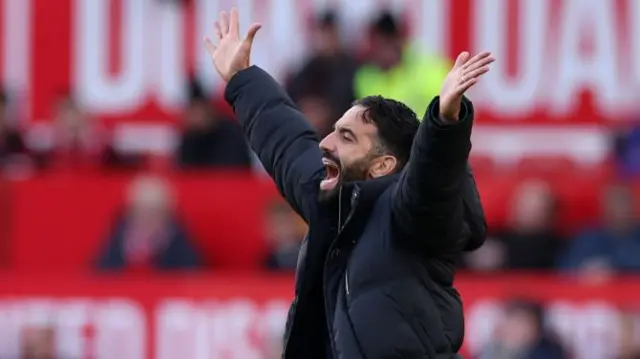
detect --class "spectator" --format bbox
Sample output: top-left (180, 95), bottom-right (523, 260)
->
top-left (96, 175), bottom-right (201, 271)
top-left (0, 89), bottom-right (31, 175)
top-left (296, 93), bottom-right (334, 138)
top-left (463, 180), bottom-right (562, 271)
top-left (286, 10), bottom-right (357, 136)
top-left (40, 94), bottom-right (125, 171)
top-left (263, 200), bottom-right (306, 271)
top-left (20, 326), bottom-right (55, 359)
top-left (613, 125), bottom-right (640, 178)
top-left (477, 300), bottom-right (567, 359)
top-left (354, 10), bottom-right (450, 115)
top-left (617, 311), bottom-right (640, 359)
top-left (176, 79), bottom-right (251, 168)
top-left (262, 326), bottom-right (286, 359)
top-left (559, 184), bottom-right (640, 275)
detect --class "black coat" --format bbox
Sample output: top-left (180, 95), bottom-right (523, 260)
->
top-left (225, 66), bottom-right (486, 359)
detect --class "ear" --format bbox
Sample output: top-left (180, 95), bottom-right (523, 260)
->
top-left (369, 155), bottom-right (398, 178)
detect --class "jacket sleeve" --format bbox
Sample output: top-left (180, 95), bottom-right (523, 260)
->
top-left (224, 66), bottom-right (324, 221)
top-left (391, 96), bottom-right (477, 253)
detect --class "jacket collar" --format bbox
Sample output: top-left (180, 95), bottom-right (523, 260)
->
top-left (344, 173), bottom-right (400, 210)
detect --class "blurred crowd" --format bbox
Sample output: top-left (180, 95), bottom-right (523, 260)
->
top-left (0, 9), bottom-right (455, 274)
top-left (2, 6), bottom-right (640, 359)
top-left (2, 8), bottom-right (636, 278)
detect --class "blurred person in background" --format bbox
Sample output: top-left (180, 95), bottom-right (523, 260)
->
top-left (462, 180), bottom-right (562, 271)
top-left (559, 184), bottom-right (640, 276)
top-left (20, 326), bottom-right (55, 359)
top-left (353, 10), bottom-right (450, 116)
top-left (0, 89), bottom-right (31, 174)
top-left (96, 175), bottom-right (201, 271)
top-left (42, 93), bottom-right (125, 170)
top-left (616, 310), bottom-right (640, 359)
top-left (613, 125), bottom-right (640, 178)
top-left (176, 78), bottom-right (251, 168)
top-left (263, 199), bottom-right (306, 271)
top-left (286, 9), bottom-right (357, 136)
top-left (477, 300), bottom-right (567, 359)
top-left (263, 326), bottom-right (286, 359)
top-left (295, 90), bottom-right (334, 138)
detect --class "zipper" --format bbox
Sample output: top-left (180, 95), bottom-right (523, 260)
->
top-left (342, 188), bottom-right (359, 300)
top-left (323, 185), bottom-right (360, 357)
top-left (344, 270), bottom-right (351, 297)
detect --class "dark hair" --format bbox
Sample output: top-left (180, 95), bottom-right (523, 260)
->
top-left (372, 10), bottom-right (399, 37)
top-left (187, 78), bottom-right (207, 103)
top-left (316, 9), bottom-right (337, 28)
top-left (352, 96), bottom-right (419, 169)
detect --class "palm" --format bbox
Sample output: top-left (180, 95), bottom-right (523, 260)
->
top-left (439, 52), bottom-right (495, 121)
top-left (204, 8), bottom-right (262, 82)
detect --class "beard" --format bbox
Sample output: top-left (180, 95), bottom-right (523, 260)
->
top-left (318, 153), bottom-right (371, 203)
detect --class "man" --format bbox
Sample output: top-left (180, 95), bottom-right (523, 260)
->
top-left (204, 8), bottom-right (492, 359)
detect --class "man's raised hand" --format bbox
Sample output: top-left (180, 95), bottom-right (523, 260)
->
top-left (203, 8), bottom-right (262, 82)
top-left (439, 51), bottom-right (495, 121)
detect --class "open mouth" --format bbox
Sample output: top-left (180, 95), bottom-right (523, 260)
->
top-left (320, 158), bottom-right (340, 191)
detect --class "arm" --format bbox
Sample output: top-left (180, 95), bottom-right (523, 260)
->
top-left (461, 163), bottom-right (487, 251)
top-left (392, 96), bottom-right (476, 252)
top-left (224, 66), bottom-right (324, 221)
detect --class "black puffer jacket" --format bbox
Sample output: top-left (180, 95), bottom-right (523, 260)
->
top-left (225, 66), bottom-right (486, 359)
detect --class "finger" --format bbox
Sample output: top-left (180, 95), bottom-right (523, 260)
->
top-left (229, 7), bottom-right (240, 37)
top-left (462, 52), bottom-right (492, 69)
top-left (220, 11), bottom-right (230, 34)
top-left (203, 37), bottom-right (216, 55)
top-left (214, 21), bottom-right (223, 40)
top-left (464, 65), bottom-right (491, 81)
top-left (243, 23), bottom-right (262, 45)
top-left (464, 55), bottom-right (495, 73)
top-left (457, 77), bottom-right (479, 93)
top-left (458, 65), bottom-right (491, 92)
top-left (453, 51), bottom-right (470, 69)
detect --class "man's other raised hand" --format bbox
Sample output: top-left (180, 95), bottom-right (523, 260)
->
top-left (439, 51), bottom-right (495, 121)
top-left (204, 8), bottom-right (262, 82)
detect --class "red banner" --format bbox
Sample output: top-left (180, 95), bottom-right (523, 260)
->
top-left (0, 274), bottom-right (637, 359)
top-left (1, 0), bottom-right (639, 126)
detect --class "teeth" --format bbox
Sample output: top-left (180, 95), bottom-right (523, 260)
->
top-left (322, 159), bottom-right (336, 167)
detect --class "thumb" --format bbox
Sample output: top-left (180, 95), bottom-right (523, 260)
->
top-left (453, 51), bottom-right (470, 68)
top-left (243, 23), bottom-right (262, 46)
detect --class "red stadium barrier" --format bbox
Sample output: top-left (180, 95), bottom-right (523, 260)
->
top-left (6, 171), bottom-right (280, 272)
top-left (0, 273), bottom-right (636, 359)
top-left (4, 169), bottom-right (640, 271)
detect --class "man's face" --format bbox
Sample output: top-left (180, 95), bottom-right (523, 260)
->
top-left (318, 105), bottom-right (389, 201)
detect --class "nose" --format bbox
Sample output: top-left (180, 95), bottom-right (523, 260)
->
top-left (319, 132), bottom-right (335, 153)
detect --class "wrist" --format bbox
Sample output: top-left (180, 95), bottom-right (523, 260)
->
top-left (439, 109), bottom-right (460, 122)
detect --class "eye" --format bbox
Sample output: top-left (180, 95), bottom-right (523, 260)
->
top-left (340, 133), bottom-right (353, 142)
